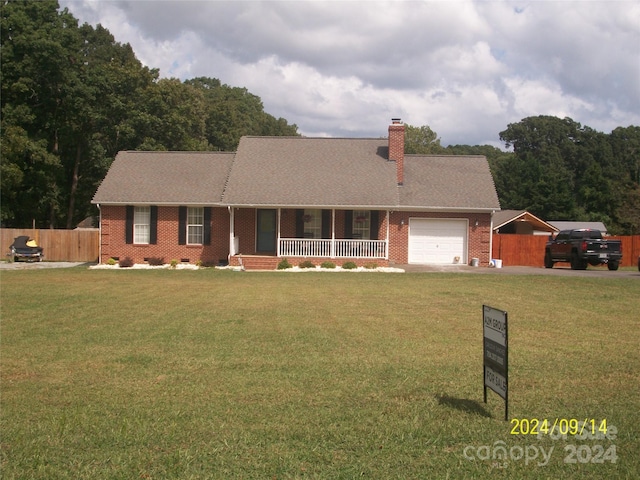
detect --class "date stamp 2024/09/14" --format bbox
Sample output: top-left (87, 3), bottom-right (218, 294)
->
top-left (462, 419), bottom-right (618, 469)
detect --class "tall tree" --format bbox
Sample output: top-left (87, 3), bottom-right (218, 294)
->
top-left (499, 116), bottom-right (639, 233)
top-left (404, 124), bottom-right (444, 154)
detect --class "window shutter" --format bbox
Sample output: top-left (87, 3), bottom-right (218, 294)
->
top-left (125, 206), bottom-right (134, 244)
top-left (150, 206), bottom-right (158, 244)
top-left (344, 210), bottom-right (353, 239)
top-left (321, 210), bottom-right (331, 239)
top-left (295, 209), bottom-right (304, 238)
top-left (203, 207), bottom-right (212, 245)
top-left (178, 206), bottom-right (187, 245)
top-left (370, 211), bottom-right (379, 240)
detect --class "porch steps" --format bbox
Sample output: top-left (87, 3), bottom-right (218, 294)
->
top-left (233, 256), bottom-right (280, 271)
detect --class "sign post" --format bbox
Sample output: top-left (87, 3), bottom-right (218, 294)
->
top-left (483, 305), bottom-right (508, 421)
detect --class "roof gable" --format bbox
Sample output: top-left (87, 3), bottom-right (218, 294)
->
top-left (400, 155), bottom-right (501, 210)
top-left (92, 151), bottom-right (234, 205)
top-left (222, 137), bottom-right (399, 207)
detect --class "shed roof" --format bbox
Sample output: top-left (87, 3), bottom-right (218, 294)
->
top-left (493, 209), bottom-right (557, 232)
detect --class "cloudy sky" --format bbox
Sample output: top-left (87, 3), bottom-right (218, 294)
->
top-left (59, 0), bottom-right (639, 147)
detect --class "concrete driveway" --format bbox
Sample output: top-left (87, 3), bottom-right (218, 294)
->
top-left (1, 261), bottom-right (638, 278)
top-left (0, 261), bottom-right (91, 270)
top-left (396, 263), bottom-right (640, 278)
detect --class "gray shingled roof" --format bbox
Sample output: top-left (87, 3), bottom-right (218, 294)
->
top-left (92, 151), bottom-right (234, 205)
top-left (93, 138), bottom-right (501, 212)
top-left (222, 137), bottom-right (398, 207)
top-left (400, 155), bottom-right (500, 210)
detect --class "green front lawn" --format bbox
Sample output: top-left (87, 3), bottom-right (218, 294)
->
top-left (1, 268), bottom-right (638, 479)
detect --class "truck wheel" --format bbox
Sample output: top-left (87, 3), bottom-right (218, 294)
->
top-left (607, 261), bottom-right (619, 271)
top-left (571, 253), bottom-right (587, 270)
top-left (544, 252), bottom-right (554, 269)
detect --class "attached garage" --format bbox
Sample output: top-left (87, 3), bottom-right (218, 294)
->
top-left (408, 218), bottom-right (468, 264)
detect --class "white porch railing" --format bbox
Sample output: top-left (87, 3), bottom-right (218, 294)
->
top-left (279, 238), bottom-right (387, 259)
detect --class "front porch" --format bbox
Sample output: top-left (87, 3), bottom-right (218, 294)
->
top-left (228, 207), bottom-right (390, 269)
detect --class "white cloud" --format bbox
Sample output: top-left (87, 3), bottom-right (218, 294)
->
top-left (60, 0), bottom-right (640, 147)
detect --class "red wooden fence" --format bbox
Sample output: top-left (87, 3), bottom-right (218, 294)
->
top-left (492, 234), bottom-right (640, 268)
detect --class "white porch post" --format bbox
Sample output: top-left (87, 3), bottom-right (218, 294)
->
top-left (277, 208), bottom-right (282, 257)
top-left (385, 210), bottom-right (390, 260)
top-left (331, 209), bottom-right (336, 258)
top-left (228, 207), bottom-right (236, 258)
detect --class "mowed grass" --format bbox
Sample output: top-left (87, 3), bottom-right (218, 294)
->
top-left (1, 268), bottom-right (638, 479)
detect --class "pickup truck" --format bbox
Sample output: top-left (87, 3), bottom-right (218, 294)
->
top-left (544, 229), bottom-right (622, 270)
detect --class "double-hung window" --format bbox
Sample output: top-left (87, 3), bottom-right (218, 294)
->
top-left (352, 210), bottom-right (371, 239)
top-left (187, 207), bottom-right (204, 245)
top-left (133, 206), bottom-right (150, 244)
top-left (303, 209), bottom-right (322, 238)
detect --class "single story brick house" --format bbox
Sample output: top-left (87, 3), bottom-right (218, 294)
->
top-left (92, 119), bottom-right (501, 269)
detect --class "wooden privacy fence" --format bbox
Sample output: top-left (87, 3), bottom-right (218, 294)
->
top-left (1, 228), bottom-right (99, 262)
top-left (492, 234), bottom-right (640, 268)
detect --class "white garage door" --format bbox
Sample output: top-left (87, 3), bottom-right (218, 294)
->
top-left (408, 218), bottom-right (468, 264)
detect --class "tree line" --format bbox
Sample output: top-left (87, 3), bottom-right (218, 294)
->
top-left (1, 1), bottom-right (298, 229)
top-left (2, 1), bottom-right (638, 234)
top-left (404, 119), bottom-right (640, 235)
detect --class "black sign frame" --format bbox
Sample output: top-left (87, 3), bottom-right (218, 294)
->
top-left (483, 305), bottom-right (508, 421)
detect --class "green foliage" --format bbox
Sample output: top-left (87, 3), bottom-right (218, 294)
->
top-left (298, 260), bottom-right (315, 269)
top-left (363, 262), bottom-right (378, 269)
top-left (277, 258), bottom-right (292, 269)
top-left (0, 2), bottom-right (298, 228)
top-left (342, 261), bottom-right (358, 270)
top-left (320, 261), bottom-right (336, 269)
top-left (498, 116), bottom-right (640, 233)
top-left (404, 124), bottom-right (444, 154)
top-left (106, 257), bottom-right (117, 266)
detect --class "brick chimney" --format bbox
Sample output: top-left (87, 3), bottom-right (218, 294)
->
top-left (388, 118), bottom-right (405, 185)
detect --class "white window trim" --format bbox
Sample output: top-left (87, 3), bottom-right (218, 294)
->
top-left (187, 207), bottom-right (204, 245)
top-left (134, 206), bottom-right (150, 244)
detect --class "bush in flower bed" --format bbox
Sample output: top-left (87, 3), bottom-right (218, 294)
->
top-left (118, 257), bottom-right (134, 268)
top-left (363, 263), bottom-right (378, 270)
top-left (147, 257), bottom-right (165, 266)
top-left (341, 261), bottom-right (357, 270)
top-left (277, 258), bottom-right (292, 270)
top-left (320, 261), bottom-right (336, 269)
top-left (298, 260), bottom-right (316, 269)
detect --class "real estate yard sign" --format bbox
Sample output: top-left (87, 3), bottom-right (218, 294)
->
top-left (483, 305), bottom-right (508, 421)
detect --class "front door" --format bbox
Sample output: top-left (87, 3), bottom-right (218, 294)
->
top-left (257, 209), bottom-right (277, 253)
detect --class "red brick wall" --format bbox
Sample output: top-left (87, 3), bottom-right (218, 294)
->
top-left (101, 206), bottom-right (492, 266)
top-left (99, 205), bottom-right (230, 265)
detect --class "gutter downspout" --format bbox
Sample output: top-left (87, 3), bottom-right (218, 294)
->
top-left (97, 204), bottom-right (101, 264)
top-left (490, 210), bottom-right (496, 266)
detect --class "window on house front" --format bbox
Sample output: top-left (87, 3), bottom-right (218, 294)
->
top-left (352, 210), bottom-right (371, 239)
top-left (187, 207), bottom-right (204, 245)
top-left (303, 209), bottom-right (322, 239)
top-left (134, 206), bottom-right (150, 244)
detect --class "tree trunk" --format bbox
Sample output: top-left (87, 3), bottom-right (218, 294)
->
top-left (66, 143), bottom-right (81, 229)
